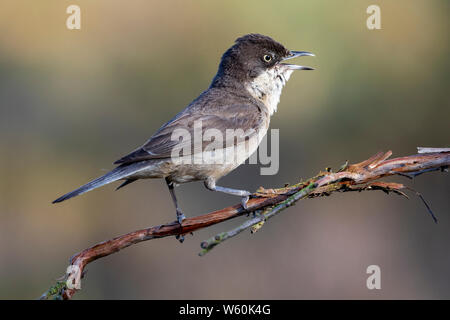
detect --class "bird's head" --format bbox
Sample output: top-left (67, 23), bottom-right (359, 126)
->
top-left (211, 34), bottom-right (314, 114)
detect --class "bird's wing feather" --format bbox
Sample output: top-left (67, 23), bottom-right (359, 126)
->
top-left (114, 104), bottom-right (264, 164)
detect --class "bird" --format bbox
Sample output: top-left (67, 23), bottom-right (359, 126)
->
top-left (53, 33), bottom-right (314, 227)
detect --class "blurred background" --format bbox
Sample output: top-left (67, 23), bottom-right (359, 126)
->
top-left (0, 0), bottom-right (449, 299)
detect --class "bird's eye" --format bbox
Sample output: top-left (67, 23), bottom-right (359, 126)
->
top-left (263, 54), bottom-right (272, 62)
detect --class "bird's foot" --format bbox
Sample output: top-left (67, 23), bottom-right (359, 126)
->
top-left (175, 210), bottom-right (186, 243)
top-left (176, 210), bottom-right (186, 225)
top-left (176, 234), bottom-right (185, 243)
top-left (241, 192), bottom-right (253, 210)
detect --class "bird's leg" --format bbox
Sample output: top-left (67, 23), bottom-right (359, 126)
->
top-left (204, 178), bottom-right (252, 210)
top-left (165, 178), bottom-right (186, 234)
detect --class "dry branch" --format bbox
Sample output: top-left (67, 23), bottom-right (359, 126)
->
top-left (40, 149), bottom-right (449, 300)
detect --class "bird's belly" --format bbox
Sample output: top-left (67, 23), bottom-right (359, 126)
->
top-left (170, 126), bottom-right (268, 183)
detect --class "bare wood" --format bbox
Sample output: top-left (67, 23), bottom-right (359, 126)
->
top-left (40, 150), bottom-right (449, 299)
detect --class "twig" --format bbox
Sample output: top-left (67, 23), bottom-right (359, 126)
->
top-left (199, 182), bottom-right (317, 255)
top-left (40, 149), bottom-right (449, 299)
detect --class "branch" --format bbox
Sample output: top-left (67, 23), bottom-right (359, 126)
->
top-left (40, 148), bottom-right (449, 299)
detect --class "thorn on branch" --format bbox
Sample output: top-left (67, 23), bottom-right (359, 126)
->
top-left (410, 189), bottom-right (438, 224)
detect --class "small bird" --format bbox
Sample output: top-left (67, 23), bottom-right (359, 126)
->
top-left (53, 34), bottom-right (314, 226)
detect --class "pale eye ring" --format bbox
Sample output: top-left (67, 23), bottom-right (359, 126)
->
top-left (263, 54), bottom-right (272, 62)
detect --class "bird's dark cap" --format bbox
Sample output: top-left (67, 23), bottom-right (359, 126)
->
top-left (234, 34), bottom-right (290, 57)
top-left (211, 34), bottom-right (293, 87)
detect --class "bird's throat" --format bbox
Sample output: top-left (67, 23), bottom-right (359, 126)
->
top-left (245, 67), bottom-right (293, 116)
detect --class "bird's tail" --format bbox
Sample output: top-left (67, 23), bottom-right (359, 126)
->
top-left (52, 161), bottom-right (151, 203)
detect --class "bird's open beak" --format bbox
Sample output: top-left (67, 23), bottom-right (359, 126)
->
top-left (281, 50), bottom-right (315, 70)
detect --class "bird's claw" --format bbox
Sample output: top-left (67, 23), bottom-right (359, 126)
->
top-left (241, 194), bottom-right (251, 210)
top-left (176, 211), bottom-right (186, 225)
top-left (175, 211), bottom-right (186, 243)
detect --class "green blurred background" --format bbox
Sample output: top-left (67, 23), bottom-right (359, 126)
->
top-left (0, 0), bottom-right (449, 299)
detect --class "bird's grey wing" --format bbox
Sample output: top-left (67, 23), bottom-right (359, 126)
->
top-left (114, 104), bottom-right (264, 165)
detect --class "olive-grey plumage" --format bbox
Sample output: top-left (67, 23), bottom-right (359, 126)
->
top-left (53, 34), bottom-right (314, 228)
